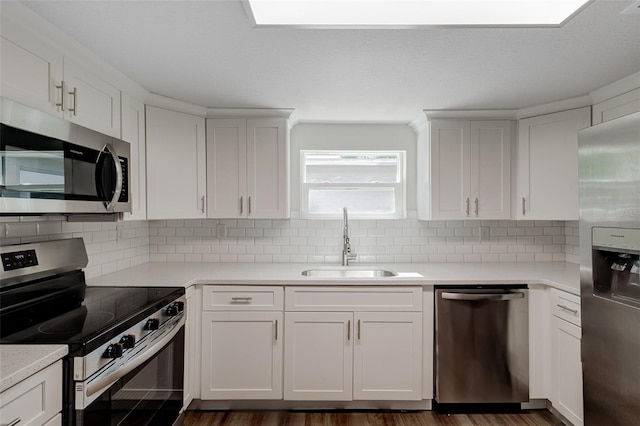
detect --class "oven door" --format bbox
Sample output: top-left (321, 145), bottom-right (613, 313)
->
top-left (74, 321), bottom-right (184, 426)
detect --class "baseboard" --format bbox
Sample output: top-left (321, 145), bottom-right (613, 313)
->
top-left (189, 399), bottom-right (433, 411)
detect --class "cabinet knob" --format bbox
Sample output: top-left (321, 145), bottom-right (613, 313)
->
top-left (522, 197), bottom-right (526, 216)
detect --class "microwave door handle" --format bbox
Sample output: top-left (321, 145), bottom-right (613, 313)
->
top-left (101, 143), bottom-right (123, 211)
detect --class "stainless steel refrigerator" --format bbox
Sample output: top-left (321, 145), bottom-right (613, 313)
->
top-left (578, 111), bottom-right (640, 425)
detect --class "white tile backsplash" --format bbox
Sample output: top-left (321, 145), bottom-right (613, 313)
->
top-left (147, 214), bottom-right (579, 264)
top-left (1, 217), bottom-right (149, 279)
top-left (1, 215), bottom-right (580, 271)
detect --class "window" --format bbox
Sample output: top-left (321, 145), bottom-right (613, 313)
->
top-left (301, 150), bottom-right (406, 219)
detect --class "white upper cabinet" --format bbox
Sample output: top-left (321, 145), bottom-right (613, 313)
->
top-left (146, 106), bottom-right (206, 219)
top-left (62, 58), bottom-right (121, 137)
top-left (0, 22), bottom-right (121, 137)
top-left (121, 95), bottom-right (146, 221)
top-left (516, 107), bottom-right (591, 220)
top-left (418, 119), bottom-right (511, 220)
top-left (206, 117), bottom-right (289, 219)
top-left (1, 29), bottom-right (63, 115)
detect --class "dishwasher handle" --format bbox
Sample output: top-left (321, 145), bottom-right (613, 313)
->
top-left (440, 291), bottom-right (525, 301)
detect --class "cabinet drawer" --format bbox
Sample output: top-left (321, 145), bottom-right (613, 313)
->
top-left (551, 289), bottom-right (581, 326)
top-left (285, 287), bottom-right (423, 312)
top-left (0, 360), bottom-right (62, 426)
top-left (202, 286), bottom-right (283, 311)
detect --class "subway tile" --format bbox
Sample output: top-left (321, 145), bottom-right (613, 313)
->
top-left (5, 222), bottom-right (37, 238)
top-left (202, 254), bottom-right (221, 262)
top-left (184, 254), bottom-right (203, 262)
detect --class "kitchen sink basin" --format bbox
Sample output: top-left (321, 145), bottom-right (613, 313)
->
top-left (301, 269), bottom-right (398, 278)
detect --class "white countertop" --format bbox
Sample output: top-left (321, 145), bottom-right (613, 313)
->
top-left (0, 262), bottom-right (579, 393)
top-left (87, 262), bottom-right (580, 295)
top-left (0, 344), bottom-right (68, 392)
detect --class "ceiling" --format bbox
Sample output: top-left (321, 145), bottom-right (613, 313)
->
top-left (20, 0), bottom-right (640, 123)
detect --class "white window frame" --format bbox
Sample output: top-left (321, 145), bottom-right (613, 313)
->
top-left (300, 150), bottom-right (406, 220)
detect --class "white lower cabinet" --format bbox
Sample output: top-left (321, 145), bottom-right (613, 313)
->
top-left (550, 289), bottom-right (583, 426)
top-left (353, 312), bottom-right (423, 400)
top-left (0, 360), bottom-right (62, 426)
top-left (200, 286), bottom-right (284, 400)
top-left (283, 287), bottom-right (423, 402)
top-left (552, 317), bottom-right (583, 426)
top-left (284, 312), bottom-right (353, 401)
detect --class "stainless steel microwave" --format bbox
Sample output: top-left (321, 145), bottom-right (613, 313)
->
top-left (1, 98), bottom-right (131, 215)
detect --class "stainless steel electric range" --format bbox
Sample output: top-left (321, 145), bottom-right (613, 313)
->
top-left (0, 238), bottom-right (186, 426)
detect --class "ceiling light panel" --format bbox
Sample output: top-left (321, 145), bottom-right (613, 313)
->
top-left (245, 0), bottom-right (592, 27)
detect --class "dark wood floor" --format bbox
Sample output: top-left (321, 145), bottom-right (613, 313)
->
top-left (181, 410), bottom-right (566, 426)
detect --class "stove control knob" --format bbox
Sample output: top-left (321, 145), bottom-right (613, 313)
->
top-left (119, 334), bottom-right (136, 349)
top-left (144, 318), bottom-right (160, 331)
top-left (165, 305), bottom-right (178, 316)
top-left (173, 301), bottom-right (185, 312)
top-left (103, 343), bottom-right (123, 359)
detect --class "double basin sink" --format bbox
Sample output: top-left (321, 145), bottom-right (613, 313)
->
top-left (301, 269), bottom-right (398, 278)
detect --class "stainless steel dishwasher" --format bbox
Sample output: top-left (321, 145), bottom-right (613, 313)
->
top-left (435, 286), bottom-right (529, 404)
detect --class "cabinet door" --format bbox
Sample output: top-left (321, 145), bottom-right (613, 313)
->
top-left (0, 30), bottom-right (63, 115)
top-left (430, 120), bottom-right (471, 220)
top-left (206, 118), bottom-right (247, 218)
top-left (353, 312), bottom-right (422, 400)
top-left (552, 317), bottom-right (583, 426)
top-left (201, 311), bottom-right (283, 400)
top-left (0, 360), bottom-right (62, 426)
top-left (470, 121), bottom-right (511, 219)
top-left (146, 106), bottom-right (207, 219)
top-left (517, 107), bottom-right (591, 220)
top-left (246, 118), bottom-right (289, 218)
top-left (284, 312), bottom-right (353, 401)
top-left (63, 58), bottom-right (121, 137)
top-left (121, 95), bottom-right (146, 221)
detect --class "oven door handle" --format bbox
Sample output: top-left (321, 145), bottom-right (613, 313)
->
top-left (86, 316), bottom-right (184, 398)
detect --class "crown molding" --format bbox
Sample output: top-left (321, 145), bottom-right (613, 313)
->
top-left (145, 93), bottom-right (207, 116)
top-left (516, 95), bottom-right (592, 119)
top-left (590, 71), bottom-right (640, 105)
top-left (206, 107), bottom-right (295, 119)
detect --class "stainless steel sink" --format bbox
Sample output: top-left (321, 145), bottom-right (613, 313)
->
top-left (301, 269), bottom-right (398, 278)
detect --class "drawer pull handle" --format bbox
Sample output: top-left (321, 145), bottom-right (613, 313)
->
top-left (557, 304), bottom-right (579, 315)
top-left (347, 320), bottom-right (351, 341)
top-left (5, 418), bottom-right (21, 426)
top-left (357, 319), bottom-right (361, 340)
top-left (275, 320), bottom-right (278, 341)
top-left (231, 297), bottom-right (253, 303)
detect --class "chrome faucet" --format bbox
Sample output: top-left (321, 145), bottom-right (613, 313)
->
top-left (342, 207), bottom-right (357, 266)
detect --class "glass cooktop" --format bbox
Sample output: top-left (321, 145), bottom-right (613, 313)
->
top-left (0, 283), bottom-right (184, 355)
